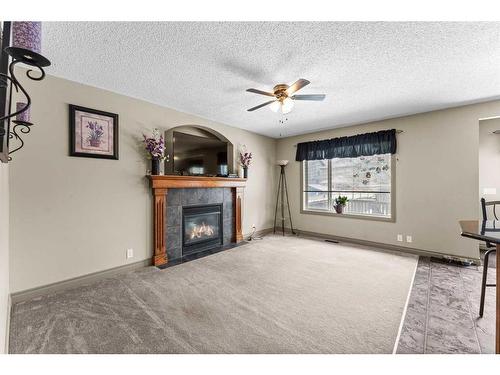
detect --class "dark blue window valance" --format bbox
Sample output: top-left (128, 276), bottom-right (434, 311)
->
top-left (295, 129), bottom-right (397, 161)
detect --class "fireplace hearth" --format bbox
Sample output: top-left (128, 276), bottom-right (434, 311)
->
top-left (182, 204), bottom-right (223, 256)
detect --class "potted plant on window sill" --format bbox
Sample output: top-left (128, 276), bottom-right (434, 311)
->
top-left (333, 196), bottom-right (349, 214)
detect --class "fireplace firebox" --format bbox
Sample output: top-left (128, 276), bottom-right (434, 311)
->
top-left (182, 204), bottom-right (223, 256)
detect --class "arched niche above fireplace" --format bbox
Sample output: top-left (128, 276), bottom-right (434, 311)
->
top-left (164, 125), bottom-right (235, 176)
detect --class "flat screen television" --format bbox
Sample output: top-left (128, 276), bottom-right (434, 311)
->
top-left (172, 131), bottom-right (228, 176)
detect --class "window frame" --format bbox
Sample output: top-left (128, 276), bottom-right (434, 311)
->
top-left (300, 155), bottom-right (396, 222)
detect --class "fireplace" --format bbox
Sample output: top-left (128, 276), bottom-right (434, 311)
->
top-left (149, 176), bottom-right (245, 266)
top-left (182, 204), bottom-right (223, 256)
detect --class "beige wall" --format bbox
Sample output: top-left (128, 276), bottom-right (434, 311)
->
top-left (276, 100), bottom-right (500, 260)
top-left (0, 163), bottom-right (9, 353)
top-left (10, 70), bottom-right (500, 292)
top-left (479, 118), bottom-right (500, 207)
top-left (9, 74), bottom-right (277, 293)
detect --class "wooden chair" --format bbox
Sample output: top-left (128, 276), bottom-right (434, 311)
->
top-left (479, 198), bottom-right (498, 317)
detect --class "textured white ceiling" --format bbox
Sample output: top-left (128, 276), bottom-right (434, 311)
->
top-left (42, 22), bottom-right (500, 138)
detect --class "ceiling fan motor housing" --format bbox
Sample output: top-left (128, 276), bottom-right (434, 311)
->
top-left (273, 84), bottom-right (289, 100)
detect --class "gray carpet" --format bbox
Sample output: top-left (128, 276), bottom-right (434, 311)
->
top-left (9, 235), bottom-right (417, 353)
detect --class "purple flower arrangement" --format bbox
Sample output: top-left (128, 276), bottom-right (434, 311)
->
top-left (142, 128), bottom-right (166, 160)
top-left (239, 150), bottom-right (253, 168)
top-left (239, 146), bottom-right (252, 178)
top-left (86, 121), bottom-right (104, 147)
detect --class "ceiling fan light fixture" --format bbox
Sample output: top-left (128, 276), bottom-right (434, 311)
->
top-left (281, 97), bottom-right (294, 114)
top-left (270, 101), bottom-right (281, 113)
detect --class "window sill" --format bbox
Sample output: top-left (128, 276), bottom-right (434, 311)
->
top-left (300, 208), bottom-right (395, 222)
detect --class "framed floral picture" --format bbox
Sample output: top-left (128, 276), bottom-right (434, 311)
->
top-left (69, 104), bottom-right (119, 159)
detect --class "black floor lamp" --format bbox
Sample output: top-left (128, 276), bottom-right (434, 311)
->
top-left (273, 160), bottom-right (296, 236)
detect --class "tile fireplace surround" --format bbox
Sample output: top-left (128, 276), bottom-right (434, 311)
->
top-left (148, 176), bottom-right (246, 266)
top-left (169, 190), bottom-right (230, 259)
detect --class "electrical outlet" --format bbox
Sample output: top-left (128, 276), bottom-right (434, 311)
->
top-left (126, 248), bottom-right (134, 259)
top-left (406, 235), bottom-right (412, 243)
top-left (397, 234), bottom-right (403, 242)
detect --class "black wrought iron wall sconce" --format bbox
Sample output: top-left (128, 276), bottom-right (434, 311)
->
top-left (0, 21), bottom-right (51, 162)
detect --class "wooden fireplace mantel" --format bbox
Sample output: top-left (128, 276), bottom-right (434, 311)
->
top-left (150, 175), bottom-right (247, 189)
top-left (148, 175), bottom-right (247, 266)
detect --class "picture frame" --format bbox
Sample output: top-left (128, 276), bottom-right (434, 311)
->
top-left (69, 104), bottom-right (119, 160)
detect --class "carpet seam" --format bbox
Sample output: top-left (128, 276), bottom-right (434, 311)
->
top-left (392, 254), bottom-right (419, 354)
top-left (423, 259), bottom-right (431, 353)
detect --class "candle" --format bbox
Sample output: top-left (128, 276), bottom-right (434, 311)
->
top-left (16, 102), bottom-right (30, 123)
top-left (12, 22), bottom-right (42, 54)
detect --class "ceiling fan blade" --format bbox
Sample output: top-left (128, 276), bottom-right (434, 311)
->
top-left (286, 79), bottom-right (310, 95)
top-left (292, 94), bottom-right (326, 101)
top-left (246, 88), bottom-right (276, 97)
top-left (247, 100), bottom-right (276, 112)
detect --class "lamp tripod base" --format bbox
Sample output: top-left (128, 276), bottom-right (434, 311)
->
top-left (273, 164), bottom-right (296, 236)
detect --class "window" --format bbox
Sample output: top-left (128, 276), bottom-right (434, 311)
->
top-left (302, 154), bottom-right (393, 219)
